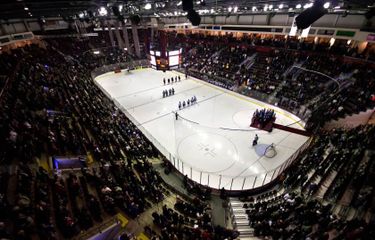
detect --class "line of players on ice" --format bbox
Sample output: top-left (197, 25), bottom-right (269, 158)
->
top-left (163, 76), bottom-right (181, 85)
top-left (178, 96), bottom-right (197, 110)
top-left (162, 75), bottom-right (197, 109)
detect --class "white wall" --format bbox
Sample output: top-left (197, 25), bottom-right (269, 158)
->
top-left (160, 13), bottom-right (369, 29)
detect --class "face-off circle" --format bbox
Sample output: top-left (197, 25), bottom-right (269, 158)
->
top-left (177, 133), bottom-right (238, 173)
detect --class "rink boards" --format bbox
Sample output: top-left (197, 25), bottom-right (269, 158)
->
top-left (95, 68), bottom-right (310, 190)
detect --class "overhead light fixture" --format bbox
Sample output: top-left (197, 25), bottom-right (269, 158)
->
top-left (98, 6), bottom-right (107, 16)
top-left (296, 4), bottom-right (302, 9)
top-left (264, 5), bottom-right (268, 11)
top-left (24, 7), bottom-right (29, 10)
top-left (233, 6), bottom-right (238, 13)
top-left (252, 6), bottom-right (257, 11)
top-left (211, 8), bottom-right (215, 13)
top-left (144, 3), bottom-right (152, 10)
top-left (119, 4), bottom-right (123, 12)
top-left (269, 5), bottom-right (273, 10)
top-left (329, 37), bottom-right (335, 47)
top-left (177, 1), bottom-right (182, 6)
top-left (303, 3), bottom-right (313, 9)
top-left (279, 4), bottom-right (284, 9)
top-left (228, 6), bottom-right (232, 12)
top-left (323, 2), bottom-right (330, 9)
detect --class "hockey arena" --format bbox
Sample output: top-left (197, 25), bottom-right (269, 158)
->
top-left (1, 0), bottom-right (375, 239)
top-left (95, 68), bottom-right (310, 190)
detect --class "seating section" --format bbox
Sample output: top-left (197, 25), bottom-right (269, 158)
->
top-left (172, 32), bottom-right (375, 126)
top-left (0, 32), bottom-right (375, 239)
top-left (0, 42), bottom-right (237, 239)
top-left (229, 125), bottom-right (375, 239)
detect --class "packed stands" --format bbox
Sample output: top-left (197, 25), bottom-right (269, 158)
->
top-left (0, 30), bottom-right (374, 239)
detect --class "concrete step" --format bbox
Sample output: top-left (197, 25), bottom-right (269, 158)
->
top-left (233, 213), bottom-right (248, 219)
top-left (232, 207), bottom-right (246, 214)
top-left (230, 201), bottom-right (244, 208)
top-left (237, 226), bottom-right (254, 236)
top-left (239, 234), bottom-right (255, 239)
top-left (235, 221), bottom-right (250, 227)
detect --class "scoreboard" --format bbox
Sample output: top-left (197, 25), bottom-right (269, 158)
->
top-left (149, 48), bottom-right (182, 71)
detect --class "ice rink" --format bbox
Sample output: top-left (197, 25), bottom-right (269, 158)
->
top-left (95, 68), bottom-right (310, 190)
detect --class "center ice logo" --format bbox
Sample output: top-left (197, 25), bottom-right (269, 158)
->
top-left (198, 143), bottom-right (216, 158)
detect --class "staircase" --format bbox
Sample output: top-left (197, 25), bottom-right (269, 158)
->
top-left (266, 63), bottom-right (304, 102)
top-left (229, 198), bottom-right (255, 239)
top-left (200, 47), bottom-right (226, 73)
top-left (211, 47), bottom-right (225, 59)
top-left (239, 53), bottom-right (257, 69)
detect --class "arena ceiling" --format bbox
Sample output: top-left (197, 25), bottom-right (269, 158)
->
top-left (0, 0), bottom-right (373, 20)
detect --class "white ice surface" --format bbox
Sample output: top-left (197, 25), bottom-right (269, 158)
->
top-left (95, 68), bottom-right (309, 190)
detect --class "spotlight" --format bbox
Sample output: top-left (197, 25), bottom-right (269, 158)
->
top-left (144, 3), bottom-right (152, 10)
top-left (365, 8), bottom-right (375, 19)
top-left (98, 7), bottom-right (107, 16)
top-left (295, 2), bottom-right (327, 29)
top-left (112, 6), bottom-right (120, 16)
top-left (130, 14), bottom-right (141, 25)
top-left (187, 9), bottom-right (201, 26)
top-left (296, 4), bottom-right (302, 9)
top-left (323, 2), bottom-right (330, 9)
top-left (182, 0), bottom-right (194, 11)
top-left (303, 3), bottom-right (313, 9)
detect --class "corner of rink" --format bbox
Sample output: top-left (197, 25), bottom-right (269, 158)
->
top-left (94, 67), bottom-right (311, 191)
